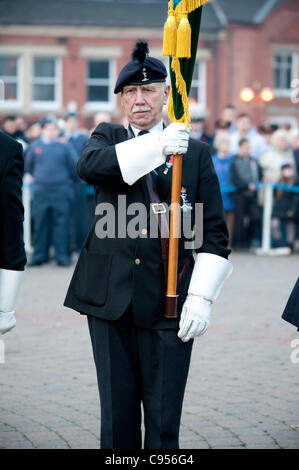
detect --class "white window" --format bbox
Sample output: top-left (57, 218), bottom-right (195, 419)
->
top-left (32, 57), bottom-right (61, 109)
top-left (86, 59), bottom-right (115, 110)
top-left (273, 52), bottom-right (297, 97)
top-left (0, 55), bottom-right (22, 108)
top-left (189, 60), bottom-right (207, 112)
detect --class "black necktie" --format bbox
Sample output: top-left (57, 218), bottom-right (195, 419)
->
top-left (137, 130), bottom-right (158, 186)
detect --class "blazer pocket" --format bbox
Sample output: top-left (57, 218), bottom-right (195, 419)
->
top-left (73, 248), bottom-right (112, 307)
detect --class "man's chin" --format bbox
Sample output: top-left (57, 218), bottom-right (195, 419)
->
top-left (131, 115), bottom-right (155, 129)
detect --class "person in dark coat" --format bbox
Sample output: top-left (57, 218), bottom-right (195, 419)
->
top-left (271, 163), bottom-right (299, 249)
top-left (282, 278), bottom-right (299, 331)
top-left (0, 131), bottom-right (26, 334)
top-left (230, 138), bottom-right (261, 249)
top-left (64, 41), bottom-right (233, 449)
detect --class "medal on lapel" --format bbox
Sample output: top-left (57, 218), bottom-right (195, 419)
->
top-left (163, 154), bottom-right (174, 175)
top-left (180, 186), bottom-right (193, 212)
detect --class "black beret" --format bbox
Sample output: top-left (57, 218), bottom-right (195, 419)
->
top-left (114, 40), bottom-right (167, 94)
top-left (63, 111), bottom-right (79, 120)
top-left (40, 116), bottom-right (58, 128)
top-left (258, 123), bottom-right (278, 134)
top-left (214, 119), bottom-right (230, 130)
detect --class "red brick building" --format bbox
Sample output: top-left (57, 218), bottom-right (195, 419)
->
top-left (0, 0), bottom-right (298, 131)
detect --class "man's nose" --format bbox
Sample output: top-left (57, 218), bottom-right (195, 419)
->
top-left (135, 88), bottom-right (146, 104)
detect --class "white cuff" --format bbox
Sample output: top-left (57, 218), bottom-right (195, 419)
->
top-left (0, 269), bottom-right (24, 312)
top-left (188, 253), bottom-right (233, 302)
top-left (115, 132), bottom-right (165, 186)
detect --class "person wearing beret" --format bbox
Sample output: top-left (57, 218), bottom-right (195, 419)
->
top-left (64, 41), bottom-right (233, 449)
top-left (0, 131), bottom-right (26, 335)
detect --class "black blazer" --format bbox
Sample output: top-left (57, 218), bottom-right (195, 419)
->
top-left (282, 278), bottom-right (299, 330)
top-left (64, 123), bottom-right (230, 329)
top-left (0, 131), bottom-right (26, 271)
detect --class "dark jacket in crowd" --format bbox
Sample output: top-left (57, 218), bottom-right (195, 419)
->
top-left (230, 155), bottom-right (261, 195)
top-left (272, 180), bottom-right (299, 220)
top-left (66, 132), bottom-right (88, 159)
top-left (0, 131), bottom-right (26, 270)
top-left (25, 138), bottom-right (78, 198)
top-left (282, 277), bottom-right (299, 330)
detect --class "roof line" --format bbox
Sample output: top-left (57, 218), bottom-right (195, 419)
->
top-left (253, 0), bottom-right (279, 24)
top-left (210, 0), bottom-right (228, 28)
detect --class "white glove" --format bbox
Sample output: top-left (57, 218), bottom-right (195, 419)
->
top-left (178, 295), bottom-right (211, 342)
top-left (116, 131), bottom-right (165, 186)
top-left (159, 122), bottom-right (190, 157)
top-left (0, 269), bottom-right (24, 335)
top-left (116, 123), bottom-right (190, 186)
top-left (177, 253), bottom-right (233, 342)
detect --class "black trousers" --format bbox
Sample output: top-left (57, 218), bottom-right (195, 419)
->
top-left (87, 304), bottom-right (193, 449)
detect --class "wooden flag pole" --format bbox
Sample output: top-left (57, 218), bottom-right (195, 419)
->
top-left (164, 153), bottom-right (183, 318)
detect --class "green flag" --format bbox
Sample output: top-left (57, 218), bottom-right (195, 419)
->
top-left (163, 0), bottom-right (210, 125)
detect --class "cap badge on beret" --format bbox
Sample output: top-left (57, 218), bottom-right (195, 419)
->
top-left (141, 67), bottom-right (149, 82)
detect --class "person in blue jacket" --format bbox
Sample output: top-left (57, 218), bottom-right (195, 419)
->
top-left (212, 133), bottom-right (235, 248)
top-left (63, 112), bottom-right (89, 253)
top-left (25, 116), bottom-right (77, 266)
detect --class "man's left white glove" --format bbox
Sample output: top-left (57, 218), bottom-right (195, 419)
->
top-left (178, 253), bottom-right (233, 342)
top-left (0, 269), bottom-right (24, 335)
top-left (178, 295), bottom-right (211, 343)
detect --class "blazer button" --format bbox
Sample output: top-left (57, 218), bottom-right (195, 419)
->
top-left (135, 258), bottom-right (141, 265)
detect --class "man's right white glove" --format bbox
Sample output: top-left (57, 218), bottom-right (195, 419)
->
top-left (159, 122), bottom-right (190, 157)
top-left (115, 122), bottom-right (190, 185)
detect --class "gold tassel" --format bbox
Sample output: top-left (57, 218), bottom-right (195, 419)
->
top-left (176, 11), bottom-right (191, 59)
top-left (162, 3), bottom-right (177, 57)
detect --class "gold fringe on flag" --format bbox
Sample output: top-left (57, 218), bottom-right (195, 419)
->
top-left (167, 56), bottom-right (191, 127)
top-left (163, 0), bottom-right (211, 125)
top-left (176, 10), bottom-right (191, 58)
top-left (162, 1), bottom-right (177, 57)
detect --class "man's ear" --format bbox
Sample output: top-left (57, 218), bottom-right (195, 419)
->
top-left (163, 85), bottom-right (170, 105)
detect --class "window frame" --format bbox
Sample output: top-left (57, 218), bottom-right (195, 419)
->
top-left (273, 51), bottom-right (298, 98)
top-left (31, 56), bottom-right (62, 110)
top-left (189, 59), bottom-right (207, 112)
top-left (85, 58), bottom-right (116, 111)
top-left (0, 55), bottom-right (23, 109)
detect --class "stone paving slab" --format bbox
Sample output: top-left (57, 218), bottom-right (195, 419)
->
top-left (0, 253), bottom-right (299, 449)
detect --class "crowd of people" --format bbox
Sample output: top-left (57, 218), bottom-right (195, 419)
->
top-left (190, 106), bottom-right (299, 251)
top-left (1, 105), bottom-right (299, 265)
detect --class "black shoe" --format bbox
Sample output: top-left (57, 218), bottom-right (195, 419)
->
top-left (28, 260), bottom-right (44, 267)
top-left (56, 260), bottom-right (71, 267)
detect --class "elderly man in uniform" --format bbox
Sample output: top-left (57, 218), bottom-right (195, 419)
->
top-left (64, 41), bottom-right (233, 449)
top-left (0, 130), bottom-right (26, 335)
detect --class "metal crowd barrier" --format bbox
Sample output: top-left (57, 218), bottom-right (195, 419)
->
top-left (22, 181), bottom-right (299, 256)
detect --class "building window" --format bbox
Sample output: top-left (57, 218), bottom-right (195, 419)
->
top-left (32, 57), bottom-right (61, 108)
top-left (189, 60), bottom-right (207, 112)
top-left (274, 52), bottom-right (296, 97)
top-left (86, 59), bottom-right (115, 109)
top-left (0, 56), bottom-right (22, 107)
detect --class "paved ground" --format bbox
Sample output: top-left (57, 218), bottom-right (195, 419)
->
top-left (0, 252), bottom-right (299, 449)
